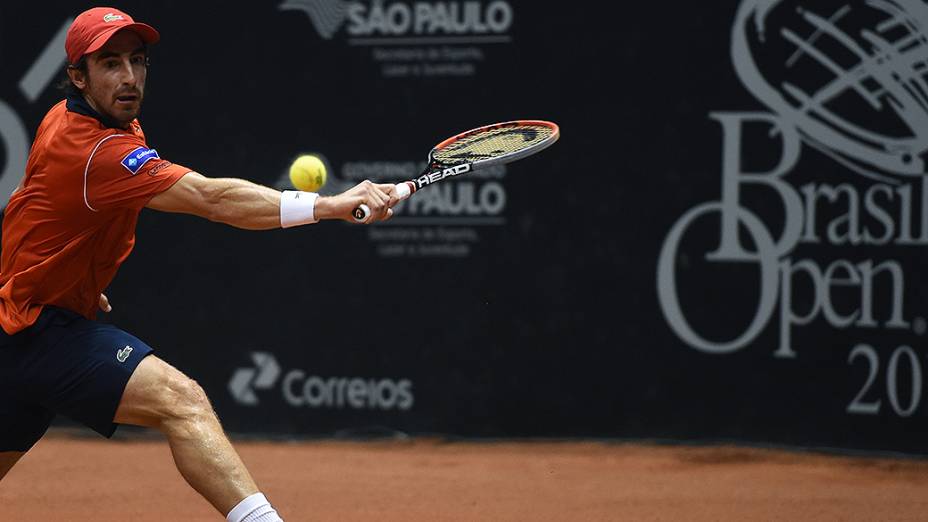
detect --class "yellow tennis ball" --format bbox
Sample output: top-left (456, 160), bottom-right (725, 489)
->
top-left (289, 154), bottom-right (327, 191)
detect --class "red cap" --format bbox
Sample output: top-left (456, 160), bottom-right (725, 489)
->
top-left (65, 7), bottom-right (160, 65)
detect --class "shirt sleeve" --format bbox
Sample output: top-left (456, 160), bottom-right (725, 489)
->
top-left (84, 135), bottom-right (191, 212)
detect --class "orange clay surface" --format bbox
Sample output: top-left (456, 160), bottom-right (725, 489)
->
top-left (2, 432), bottom-right (928, 521)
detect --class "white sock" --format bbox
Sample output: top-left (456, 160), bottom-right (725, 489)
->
top-left (226, 492), bottom-right (284, 522)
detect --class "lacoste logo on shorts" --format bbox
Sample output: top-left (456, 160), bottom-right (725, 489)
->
top-left (116, 345), bottom-right (133, 363)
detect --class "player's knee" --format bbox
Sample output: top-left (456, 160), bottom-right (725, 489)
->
top-left (159, 376), bottom-right (215, 430)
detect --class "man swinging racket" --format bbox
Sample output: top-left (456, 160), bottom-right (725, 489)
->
top-left (0, 7), bottom-right (398, 521)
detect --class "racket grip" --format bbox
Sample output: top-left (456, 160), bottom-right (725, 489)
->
top-left (352, 204), bottom-right (371, 222)
top-left (395, 181), bottom-right (412, 200)
top-left (352, 182), bottom-right (414, 222)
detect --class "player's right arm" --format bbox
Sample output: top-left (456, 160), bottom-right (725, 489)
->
top-left (146, 172), bottom-right (397, 229)
top-left (84, 136), bottom-right (396, 228)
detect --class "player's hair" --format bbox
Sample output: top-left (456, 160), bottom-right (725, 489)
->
top-left (55, 47), bottom-right (150, 97)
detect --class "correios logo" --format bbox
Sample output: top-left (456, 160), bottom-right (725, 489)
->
top-left (658, 0), bottom-right (928, 358)
top-left (279, 0), bottom-right (513, 40)
top-left (228, 352), bottom-right (281, 405)
top-left (229, 352), bottom-right (414, 410)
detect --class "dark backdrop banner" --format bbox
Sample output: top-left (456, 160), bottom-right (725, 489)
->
top-left (2, 1), bottom-right (927, 454)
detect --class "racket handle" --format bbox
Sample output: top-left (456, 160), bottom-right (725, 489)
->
top-left (352, 182), bottom-right (414, 222)
top-left (395, 182), bottom-right (412, 200)
top-left (352, 204), bottom-right (371, 222)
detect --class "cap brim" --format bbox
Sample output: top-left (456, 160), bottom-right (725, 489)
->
top-left (82, 23), bottom-right (160, 57)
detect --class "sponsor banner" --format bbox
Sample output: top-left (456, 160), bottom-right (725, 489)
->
top-left (279, 0), bottom-right (515, 78)
top-left (273, 158), bottom-right (508, 258)
top-left (658, 0), bottom-right (928, 429)
top-left (343, 161), bottom-right (506, 257)
top-left (228, 352), bottom-right (413, 411)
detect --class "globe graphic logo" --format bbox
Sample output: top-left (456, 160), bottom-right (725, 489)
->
top-left (732, 0), bottom-right (928, 180)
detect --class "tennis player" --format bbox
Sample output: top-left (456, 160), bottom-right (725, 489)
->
top-left (0, 7), bottom-right (398, 522)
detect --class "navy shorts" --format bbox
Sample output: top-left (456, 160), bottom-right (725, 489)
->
top-left (0, 306), bottom-right (153, 452)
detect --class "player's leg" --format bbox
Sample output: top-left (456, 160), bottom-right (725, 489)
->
top-left (0, 405), bottom-right (52, 482)
top-left (9, 307), bottom-right (281, 520)
top-left (0, 321), bottom-right (57, 484)
top-left (0, 452), bottom-right (25, 481)
top-left (114, 356), bottom-right (257, 508)
top-left (113, 355), bottom-right (262, 516)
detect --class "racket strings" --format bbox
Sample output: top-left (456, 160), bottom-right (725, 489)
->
top-left (434, 124), bottom-right (555, 163)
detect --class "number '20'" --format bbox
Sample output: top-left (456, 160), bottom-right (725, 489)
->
top-left (847, 344), bottom-right (923, 417)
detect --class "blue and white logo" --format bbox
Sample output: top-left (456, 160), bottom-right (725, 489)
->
top-left (121, 147), bottom-right (159, 175)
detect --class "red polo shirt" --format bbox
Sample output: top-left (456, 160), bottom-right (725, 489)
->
top-left (0, 98), bottom-right (190, 334)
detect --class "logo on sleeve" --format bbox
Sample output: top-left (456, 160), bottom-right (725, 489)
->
top-left (121, 147), bottom-right (160, 175)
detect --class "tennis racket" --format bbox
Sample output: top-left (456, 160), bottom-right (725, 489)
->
top-left (353, 120), bottom-right (560, 221)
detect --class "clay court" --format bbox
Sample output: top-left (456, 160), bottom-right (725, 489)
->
top-left (1, 431), bottom-right (927, 521)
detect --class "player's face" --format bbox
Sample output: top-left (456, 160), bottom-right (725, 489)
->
top-left (77, 30), bottom-right (147, 127)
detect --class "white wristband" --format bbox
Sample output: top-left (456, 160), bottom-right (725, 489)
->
top-left (280, 190), bottom-right (319, 228)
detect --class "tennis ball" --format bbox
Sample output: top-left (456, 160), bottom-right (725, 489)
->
top-left (289, 154), bottom-right (327, 192)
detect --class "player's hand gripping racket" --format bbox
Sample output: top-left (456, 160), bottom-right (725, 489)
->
top-left (353, 120), bottom-right (560, 221)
